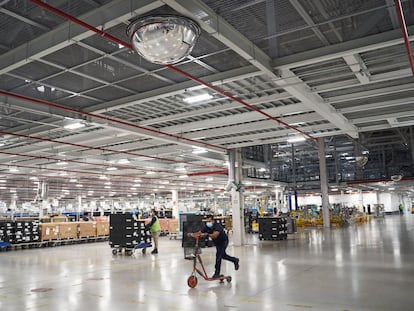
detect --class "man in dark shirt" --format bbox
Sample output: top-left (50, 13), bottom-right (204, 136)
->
top-left (200, 215), bottom-right (239, 278)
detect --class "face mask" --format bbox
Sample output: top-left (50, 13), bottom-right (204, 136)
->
top-left (206, 222), bottom-right (213, 228)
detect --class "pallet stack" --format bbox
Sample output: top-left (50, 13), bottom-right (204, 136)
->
top-left (109, 213), bottom-right (151, 249)
top-left (258, 217), bottom-right (288, 240)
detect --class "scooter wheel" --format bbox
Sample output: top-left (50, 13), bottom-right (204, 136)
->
top-left (112, 249), bottom-right (118, 255)
top-left (187, 275), bottom-right (198, 288)
top-left (226, 276), bottom-right (232, 283)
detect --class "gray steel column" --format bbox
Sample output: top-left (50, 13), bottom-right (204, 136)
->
top-left (318, 137), bottom-right (330, 228)
top-left (171, 190), bottom-right (178, 219)
top-left (229, 149), bottom-right (245, 246)
top-left (410, 126), bottom-right (414, 167)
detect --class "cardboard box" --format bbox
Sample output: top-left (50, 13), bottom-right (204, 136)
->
top-left (58, 222), bottom-right (78, 239)
top-left (51, 215), bottom-right (67, 223)
top-left (78, 222), bottom-right (97, 238)
top-left (40, 223), bottom-right (60, 241)
top-left (96, 222), bottom-right (109, 236)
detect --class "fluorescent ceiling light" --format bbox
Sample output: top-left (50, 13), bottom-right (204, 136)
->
top-left (287, 136), bottom-right (306, 143)
top-left (118, 159), bottom-right (130, 164)
top-left (64, 122), bottom-right (85, 130)
top-left (183, 94), bottom-right (213, 103)
top-left (192, 147), bottom-right (207, 154)
top-left (56, 161), bottom-right (68, 165)
top-left (106, 167), bottom-right (117, 171)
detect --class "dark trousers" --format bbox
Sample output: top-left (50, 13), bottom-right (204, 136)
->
top-left (215, 239), bottom-right (237, 275)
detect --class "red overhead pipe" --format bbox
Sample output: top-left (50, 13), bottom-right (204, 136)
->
top-left (187, 169), bottom-right (228, 177)
top-left (31, 0), bottom-right (133, 51)
top-left (395, 0), bottom-right (414, 76)
top-left (0, 90), bottom-right (227, 153)
top-left (0, 164), bottom-right (222, 188)
top-left (0, 151), bottom-right (177, 175)
top-left (30, 0), bottom-right (316, 142)
top-left (0, 131), bottom-right (220, 169)
top-left (166, 64), bottom-right (317, 141)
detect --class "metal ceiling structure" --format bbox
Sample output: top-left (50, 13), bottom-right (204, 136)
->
top-left (0, 0), bottom-right (414, 204)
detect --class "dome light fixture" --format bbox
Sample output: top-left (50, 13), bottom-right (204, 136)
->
top-left (127, 15), bottom-right (201, 65)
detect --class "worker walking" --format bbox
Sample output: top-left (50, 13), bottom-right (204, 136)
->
top-left (200, 215), bottom-right (239, 278)
top-left (146, 210), bottom-right (161, 254)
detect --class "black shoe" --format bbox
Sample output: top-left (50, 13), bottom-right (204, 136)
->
top-left (151, 249), bottom-right (158, 254)
top-left (211, 273), bottom-right (222, 279)
top-left (234, 258), bottom-right (240, 271)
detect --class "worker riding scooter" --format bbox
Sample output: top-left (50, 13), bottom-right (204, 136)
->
top-left (185, 215), bottom-right (239, 288)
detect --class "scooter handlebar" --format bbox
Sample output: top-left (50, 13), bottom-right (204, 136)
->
top-left (187, 232), bottom-right (208, 240)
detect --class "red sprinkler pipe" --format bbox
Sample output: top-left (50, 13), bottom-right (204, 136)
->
top-left (30, 0), bottom-right (316, 142)
top-left (0, 90), bottom-right (227, 153)
top-left (187, 169), bottom-right (228, 177)
top-left (395, 0), bottom-right (414, 76)
top-left (0, 151), bottom-right (176, 175)
top-left (165, 64), bottom-right (316, 141)
top-left (0, 131), bottom-right (220, 169)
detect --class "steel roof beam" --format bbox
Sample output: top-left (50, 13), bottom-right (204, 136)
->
top-left (274, 25), bottom-right (414, 69)
top-left (289, 0), bottom-right (330, 46)
top-left (343, 54), bottom-right (371, 84)
top-left (163, 0), bottom-right (358, 138)
top-left (87, 66), bottom-right (262, 113)
top-left (0, 0), bottom-right (163, 75)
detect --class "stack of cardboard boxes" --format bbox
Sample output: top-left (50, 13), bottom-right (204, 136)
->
top-left (39, 221), bottom-right (109, 241)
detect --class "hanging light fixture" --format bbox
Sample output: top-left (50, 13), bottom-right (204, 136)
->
top-left (127, 15), bottom-right (201, 65)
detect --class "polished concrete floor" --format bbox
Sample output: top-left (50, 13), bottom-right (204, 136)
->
top-left (0, 214), bottom-right (413, 311)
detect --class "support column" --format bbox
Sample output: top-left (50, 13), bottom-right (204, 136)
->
top-left (39, 181), bottom-right (49, 219)
top-left (229, 149), bottom-right (245, 246)
top-left (318, 137), bottom-right (330, 228)
top-left (358, 189), bottom-right (364, 212)
top-left (410, 126), bottom-right (414, 167)
top-left (10, 195), bottom-right (16, 221)
top-left (171, 189), bottom-right (178, 219)
top-left (77, 195), bottom-right (82, 222)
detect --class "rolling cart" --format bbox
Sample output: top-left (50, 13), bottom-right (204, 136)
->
top-left (111, 241), bottom-right (152, 256)
top-left (109, 213), bottom-right (152, 256)
top-left (184, 232), bottom-right (232, 288)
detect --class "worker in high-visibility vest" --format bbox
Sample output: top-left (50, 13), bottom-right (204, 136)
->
top-left (146, 210), bottom-right (161, 254)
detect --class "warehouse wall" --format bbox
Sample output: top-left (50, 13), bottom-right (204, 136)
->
top-left (297, 192), bottom-right (403, 212)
